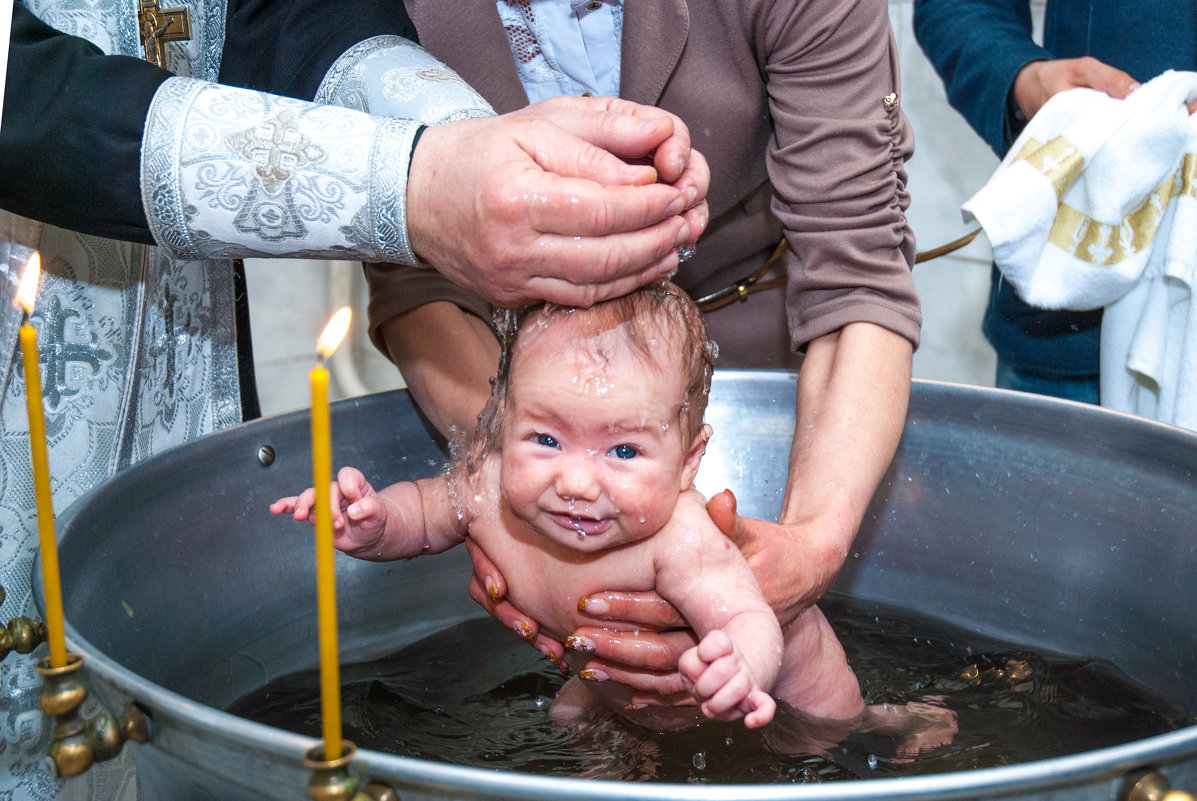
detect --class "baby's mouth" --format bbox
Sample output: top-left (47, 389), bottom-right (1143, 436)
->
top-left (550, 512), bottom-right (612, 536)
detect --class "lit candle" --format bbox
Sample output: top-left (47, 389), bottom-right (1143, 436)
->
top-left (311, 306), bottom-right (352, 762)
top-left (14, 253), bottom-right (67, 668)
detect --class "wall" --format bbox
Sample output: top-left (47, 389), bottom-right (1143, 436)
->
top-left (245, 1), bottom-right (1017, 417)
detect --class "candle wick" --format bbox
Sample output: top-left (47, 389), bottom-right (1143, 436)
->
top-left (317, 354), bottom-right (327, 370)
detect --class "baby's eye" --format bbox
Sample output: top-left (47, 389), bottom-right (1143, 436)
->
top-left (609, 444), bottom-right (639, 460)
top-left (536, 433), bottom-right (559, 449)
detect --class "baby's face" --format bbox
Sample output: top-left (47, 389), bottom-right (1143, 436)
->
top-left (498, 314), bottom-right (701, 553)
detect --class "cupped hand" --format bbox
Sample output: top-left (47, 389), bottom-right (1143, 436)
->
top-left (407, 99), bottom-right (709, 309)
top-left (511, 96), bottom-right (711, 210)
top-left (1011, 56), bottom-right (1140, 121)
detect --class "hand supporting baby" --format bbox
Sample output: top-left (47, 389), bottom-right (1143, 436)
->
top-left (679, 629), bottom-right (776, 728)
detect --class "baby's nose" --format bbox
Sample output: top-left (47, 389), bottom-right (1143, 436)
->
top-left (555, 459), bottom-right (601, 501)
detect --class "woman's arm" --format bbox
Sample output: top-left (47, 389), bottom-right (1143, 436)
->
top-left (379, 301), bottom-right (499, 440)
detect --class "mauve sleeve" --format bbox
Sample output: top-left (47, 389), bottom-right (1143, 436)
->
top-left (364, 263), bottom-right (492, 360)
top-left (758, 0), bottom-right (921, 349)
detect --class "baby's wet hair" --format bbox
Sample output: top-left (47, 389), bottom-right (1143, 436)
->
top-left (467, 280), bottom-right (717, 473)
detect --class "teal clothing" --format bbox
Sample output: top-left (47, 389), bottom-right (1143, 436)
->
top-left (914, 0), bottom-right (1197, 390)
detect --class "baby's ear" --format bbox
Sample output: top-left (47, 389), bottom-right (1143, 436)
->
top-left (679, 424), bottom-right (713, 490)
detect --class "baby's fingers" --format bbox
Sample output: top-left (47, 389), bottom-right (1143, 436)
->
top-left (742, 691), bottom-right (776, 729)
top-left (286, 488), bottom-right (319, 522)
top-left (695, 629), bottom-right (734, 663)
top-left (269, 497), bottom-right (299, 516)
top-left (699, 671), bottom-right (754, 720)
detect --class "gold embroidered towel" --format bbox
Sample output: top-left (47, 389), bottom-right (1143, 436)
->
top-left (963, 70), bottom-right (1197, 430)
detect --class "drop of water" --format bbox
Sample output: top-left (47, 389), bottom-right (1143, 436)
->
top-left (692, 752), bottom-right (706, 771)
top-left (867, 754), bottom-right (878, 769)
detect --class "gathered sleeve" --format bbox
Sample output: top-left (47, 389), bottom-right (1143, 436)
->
top-left (757, 0), bottom-right (921, 349)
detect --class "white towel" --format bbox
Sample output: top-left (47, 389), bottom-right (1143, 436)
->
top-left (963, 70), bottom-right (1197, 430)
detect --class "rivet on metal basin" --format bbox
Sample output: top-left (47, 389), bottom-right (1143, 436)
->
top-left (1121, 769), bottom-right (1194, 801)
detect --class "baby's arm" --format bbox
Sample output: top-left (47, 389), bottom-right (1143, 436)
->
top-left (659, 492), bottom-right (784, 728)
top-left (270, 466), bottom-right (467, 561)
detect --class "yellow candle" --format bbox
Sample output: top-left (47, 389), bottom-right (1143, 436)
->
top-left (21, 323), bottom-right (66, 668)
top-left (310, 306), bottom-right (351, 762)
top-left (14, 254), bottom-right (67, 668)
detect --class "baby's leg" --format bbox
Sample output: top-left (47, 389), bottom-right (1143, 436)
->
top-left (772, 607), bottom-right (958, 761)
top-left (772, 605), bottom-right (866, 721)
top-left (548, 676), bottom-right (606, 725)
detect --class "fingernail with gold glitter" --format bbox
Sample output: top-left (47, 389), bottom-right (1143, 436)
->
top-left (578, 668), bottom-right (608, 683)
top-left (513, 620), bottom-right (534, 642)
top-left (577, 596), bottom-right (609, 615)
top-left (565, 635), bottom-right (595, 653)
top-left (542, 649), bottom-right (569, 674)
top-left (486, 578), bottom-right (500, 603)
top-left (624, 703), bottom-right (647, 711)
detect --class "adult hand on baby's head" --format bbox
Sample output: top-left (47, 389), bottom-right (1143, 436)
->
top-left (513, 96), bottom-right (711, 222)
top-left (406, 97), bottom-right (709, 309)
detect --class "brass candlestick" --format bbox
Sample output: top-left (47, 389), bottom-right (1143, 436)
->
top-left (0, 584), bottom-right (48, 664)
top-left (304, 741), bottom-right (398, 801)
top-left (37, 652), bottom-right (149, 778)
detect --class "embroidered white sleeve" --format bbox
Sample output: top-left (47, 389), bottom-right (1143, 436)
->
top-left (314, 35), bottom-right (495, 124)
top-left (141, 77), bottom-right (422, 263)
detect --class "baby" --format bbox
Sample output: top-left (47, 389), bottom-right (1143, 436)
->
top-left (273, 281), bottom-right (867, 731)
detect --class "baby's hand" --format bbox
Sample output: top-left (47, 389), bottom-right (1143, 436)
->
top-left (679, 629), bottom-right (775, 728)
top-left (270, 467), bottom-right (389, 555)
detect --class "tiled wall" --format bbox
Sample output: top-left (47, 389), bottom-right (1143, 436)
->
top-left (244, 2), bottom-right (1013, 418)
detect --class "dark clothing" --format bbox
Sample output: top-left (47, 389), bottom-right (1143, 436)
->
top-left (2, 4), bottom-right (169, 241)
top-left (1, 0), bottom-right (418, 242)
top-left (914, 0), bottom-right (1197, 382)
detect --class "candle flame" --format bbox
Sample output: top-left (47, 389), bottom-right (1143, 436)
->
top-left (317, 306), bottom-right (352, 359)
top-left (14, 252), bottom-right (40, 314)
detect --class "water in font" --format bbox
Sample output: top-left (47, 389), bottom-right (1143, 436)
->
top-left (229, 595), bottom-right (1192, 784)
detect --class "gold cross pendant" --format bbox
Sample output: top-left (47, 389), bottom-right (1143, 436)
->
top-left (138, 0), bottom-right (192, 71)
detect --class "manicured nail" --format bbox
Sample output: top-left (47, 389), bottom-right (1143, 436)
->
top-left (542, 649), bottom-right (565, 672)
top-left (513, 620), bottom-right (534, 642)
top-left (578, 596), bottom-right (609, 615)
top-left (486, 578), bottom-right (499, 603)
top-left (565, 635), bottom-right (595, 653)
top-left (624, 703), bottom-right (648, 711)
top-left (578, 668), bottom-right (608, 683)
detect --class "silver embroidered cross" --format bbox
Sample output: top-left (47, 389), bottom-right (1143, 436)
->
top-left (227, 111), bottom-right (326, 197)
